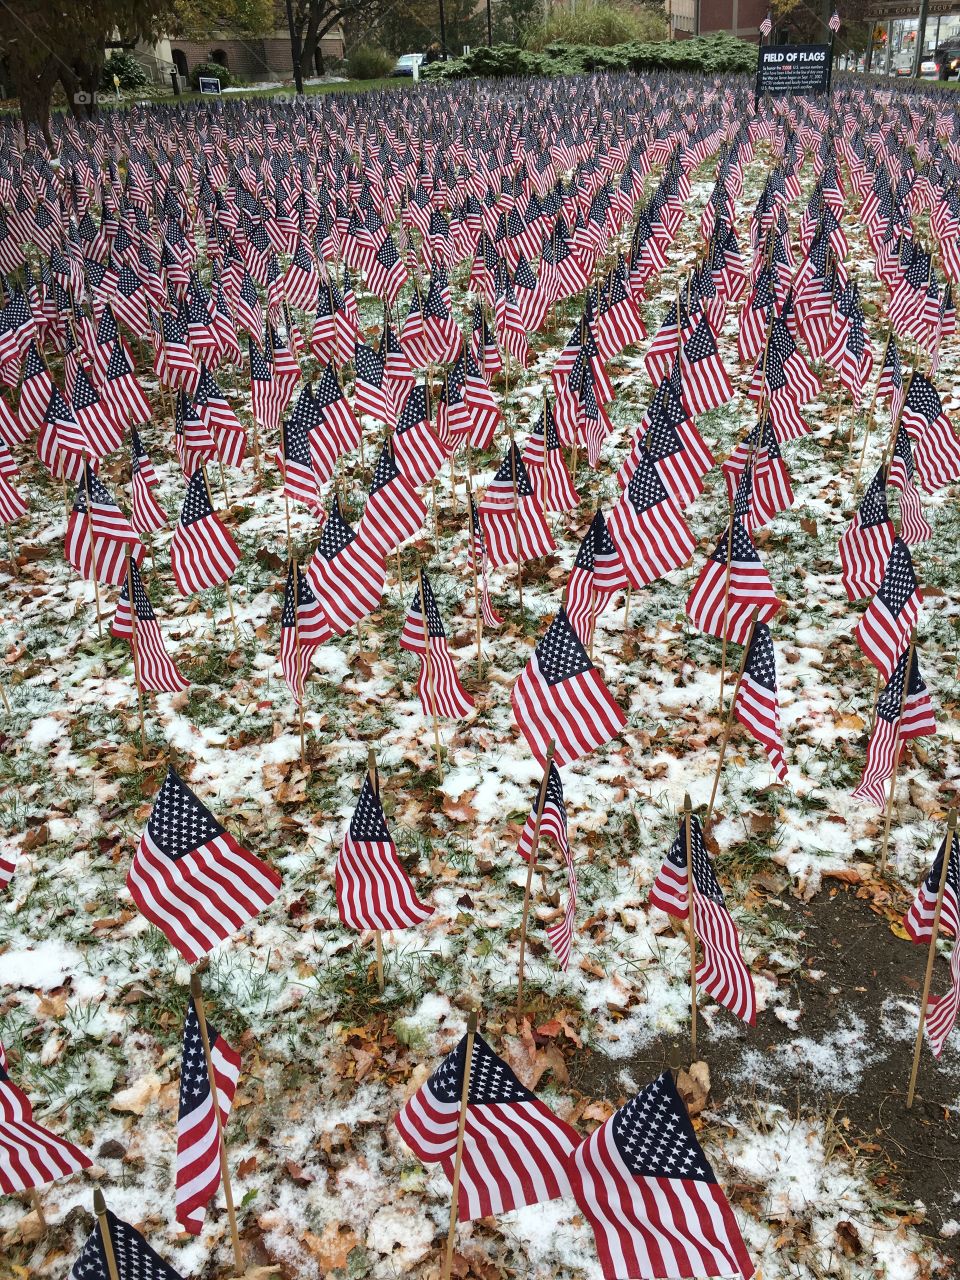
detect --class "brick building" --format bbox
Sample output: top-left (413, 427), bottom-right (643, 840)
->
top-left (670, 0), bottom-right (768, 41)
top-left (166, 30), bottom-right (345, 83)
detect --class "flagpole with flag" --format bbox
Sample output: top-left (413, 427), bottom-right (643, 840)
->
top-left (906, 806), bottom-right (958, 1107)
top-left (442, 1011), bottom-right (478, 1280)
top-left (367, 746), bottom-right (385, 993)
top-left (93, 1190), bottom-right (121, 1280)
top-left (879, 629), bottom-right (918, 873)
top-left (517, 739), bottom-right (556, 1010)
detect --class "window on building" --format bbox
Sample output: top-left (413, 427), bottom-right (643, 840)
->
top-left (210, 48), bottom-right (228, 67)
top-left (172, 49), bottom-right (188, 77)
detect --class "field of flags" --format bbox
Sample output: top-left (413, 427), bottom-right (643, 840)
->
top-left (1, 64), bottom-right (960, 1280)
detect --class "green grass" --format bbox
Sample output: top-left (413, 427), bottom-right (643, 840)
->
top-left (171, 77), bottom-right (403, 104)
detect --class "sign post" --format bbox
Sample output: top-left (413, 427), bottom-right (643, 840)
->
top-left (198, 76), bottom-right (222, 95)
top-left (755, 44), bottom-right (833, 98)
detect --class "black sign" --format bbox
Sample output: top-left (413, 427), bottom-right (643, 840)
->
top-left (756, 44), bottom-right (832, 96)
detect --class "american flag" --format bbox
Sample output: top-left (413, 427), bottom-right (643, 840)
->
top-left (305, 498), bottom-right (386, 635)
top-left (877, 338), bottom-right (905, 426)
top-left (400, 572), bottom-right (474, 719)
top-left (336, 773), bottom-right (433, 930)
top-left (126, 766), bottom-right (281, 965)
top-left (129, 428), bottom-right (166, 535)
top-left (0, 467), bottom-right (26, 525)
top-left (367, 232), bottom-right (408, 305)
top-left (854, 648), bottom-right (935, 809)
top-left (170, 468), bottom-right (241, 595)
top-left (512, 606), bottom-right (626, 768)
top-left (855, 537), bottom-right (922, 681)
top-left (760, 11), bottom-right (773, 36)
top-left (279, 559), bottom-right (332, 702)
top-left (686, 517), bottom-right (780, 645)
top-left (315, 358), bottom-right (360, 455)
top-left (839, 466), bottom-right (894, 601)
top-left (111, 561), bottom-right (189, 693)
top-left (193, 364), bottom-right (246, 468)
top-left (70, 1206), bottom-right (185, 1280)
top-left (649, 811), bottom-right (756, 1024)
top-left (353, 340), bottom-right (390, 424)
top-left (0, 1042), bottom-right (92, 1193)
top-left (174, 387), bottom-right (218, 477)
top-left (41, 383), bottom-right (92, 467)
top-left (469, 492), bottom-right (502, 628)
top-left (721, 417), bottom-right (793, 532)
top-left (734, 621), bottom-right (788, 783)
top-left (477, 441), bottom-right (556, 567)
top-left (523, 398), bottom-right (580, 514)
top-left (15, 340), bottom-right (55, 439)
top-left (889, 427), bottom-right (932, 546)
top-left (422, 272), bottom-right (462, 365)
top-left (65, 463), bottom-right (144, 586)
top-left (905, 831), bottom-right (959, 944)
top-left (277, 386), bottom-right (327, 506)
top-left (248, 336), bottom-right (284, 433)
top-left (607, 447), bottom-right (696, 590)
top-left (393, 383), bottom-right (449, 487)
top-left (516, 762), bottom-right (577, 969)
top-left (829, 9), bottom-right (841, 32)
top-left (175, 997), bottom-right (240, 1235)
top-left (569, 1070), bottom-right (754, 1280)
top-left (904, 831), bottom-right (960, 1057)
top-left (565, 510), bottom-right (629, 646)
top-left (680, 316), bottom-right (733, 416)
top-left (357, 442), bottom-right (426, 558)
top-left (901, 372), bottom-right (960, 494)
top-left (394, 1030), bottom-right (578, 1219)
top-left (102, 339), bottom-right (151, 426)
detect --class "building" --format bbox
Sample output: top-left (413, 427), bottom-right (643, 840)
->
top-left (669, 0), bottom-right (768, 41)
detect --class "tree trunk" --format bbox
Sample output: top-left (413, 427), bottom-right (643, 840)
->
top-left (300, 5), bottom-right (325, 76)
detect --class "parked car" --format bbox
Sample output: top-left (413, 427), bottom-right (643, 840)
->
top-left (392, 53), bottom-right (424, 77)
top-left (920, 58), bottom-right (940, 78)
top-left (935, 44), bottom-right (960, 78)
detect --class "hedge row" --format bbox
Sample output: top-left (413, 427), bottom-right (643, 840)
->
top-left (421, 33), bottom-right (758, 82)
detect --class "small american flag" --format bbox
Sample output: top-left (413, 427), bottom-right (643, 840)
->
top-left (394, 1030), bottom-right (578, 1219)
top-left (357, 442), bottom-right (426, 559)
top-left (901, 371), bottom-right (960, 494)
top-left (70, 1206), bottom-right (185, 1280)
top-left (512, 606), bottom-right (626, 768)
top-left (523, 398), bottom-right (580, 513)
top-left (855, 537), bottom-right (922, 682)
top-left (170, 468), bottom-right (241, 596)
top-left (353, 340), bottom-right (390, 424)
top-left (127, 766), bottom-right (281, 965)
top-left (393, 383), bottom-right (449, 487)
top-left (469, 493), bottom-right (502, 628)
top-left (734, 622), bottom-right (788, 783)
top-left (722, 417), bottom-right (793, 532)
top-left (680, 316), bottom-right (733, 416)
top-left (400, 572), bottom-right (474, 719)
top-left (838, 466), bottom-right (894, 602)
top-left (904, 831), bottom-right (960, 1057)
top-left (276, 392), bottom-right (325, 512)
top-left (477, 441), bottom-right (556, 567)
top-left (314, 358), bottom-right (360, 455)
top-left (305, 498), bottom-right (387, 635)
top-left (829, 9), bottom-right (841, 32)
top-left (569, 1070), bottom-right (753, 1280)
top-left (111, 561), bottom-right (189, 693)
top-left (517, 762), bottom-right (577, 969)
top-left (889, 428), bottom-right (932, 546)
top-left (129, 428), bottom-right (166, 535)
top-left (336, 773), bottom-right (433, 930)
top-left (279, 559), bottom-right (332, 702)
top-left (649, 811), bottom-right (756, 1024)
top-left (0, 1041), bottom-right (92, 1193)
top-left (175, 997), bottom-right (240, 1234)
top-left (686, 517), bottom-right (780, 645)
top-left (65, 463), bottom-right (144, 586)
top-left (608, 446), bottom-right (696, 590)
top-left (854, 649), bottom-right (935, 809)
top-left (565, 510), bottom-right (629, 645)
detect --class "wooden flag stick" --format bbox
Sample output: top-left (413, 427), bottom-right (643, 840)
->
top-left (442, 1010), bottom-right (479, 1280)
top-left (5, 523), bottom-right (18, 577)
top-left (367, 746), bottom-right (385, 993)
top-left (508, 429), bottom-right (524, 613)
top-left (706, 608), bottom-right (759, 830)
top-left (83, 460), bottom-right (103, 638)
top-left (292, 558), bottom-right (306, 766)
top-left (418, 566), bottom-right (444, 779)
top-left (28, 1188), bottom-right (47, 1231)
top-left (190, 972), bottom-right (244, 1277)
top-left (93, 1190), bottom-right (120, 1280)
top-left (906, 806), bottom-right (957, 1109)
top-left (0, 680), bottom-right (10, 714)
top-left (125, 549), bottom-right (146, 753)
top-left (684, 793), bottom-right (698, 1062)
top-left (202, 463), bottom-right (240, 649)
top-left (879, 630), bottom-right (918, 874)
top-left (517, 740), bottom-right (556, 1010)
